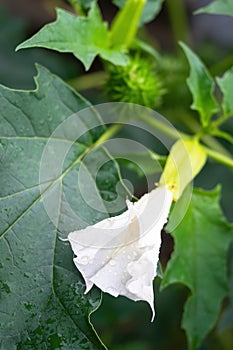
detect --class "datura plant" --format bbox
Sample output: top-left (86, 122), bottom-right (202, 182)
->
top-left (0, 0), bottom-right (233, 350)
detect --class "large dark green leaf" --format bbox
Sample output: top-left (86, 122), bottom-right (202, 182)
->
top-left (0, 65), bottom-right (128, 348)
top-left (16, 3), bottom-right (128, 70)
top-left (162, 188), bottom-right (233, 350)
top-left (218, 243), bottom-right (233, 332)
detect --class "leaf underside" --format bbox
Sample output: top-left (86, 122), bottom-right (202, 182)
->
top-left (0, 65), bottom-right (128, 349)
top-left (162, 187), bottom-right (233, 349)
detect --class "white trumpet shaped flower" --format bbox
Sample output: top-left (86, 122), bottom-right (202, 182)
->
top-left (68, 185), bottom-right (173, 321)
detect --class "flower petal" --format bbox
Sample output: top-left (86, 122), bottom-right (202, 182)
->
top-left (68, 185), bottom-right (172, 320)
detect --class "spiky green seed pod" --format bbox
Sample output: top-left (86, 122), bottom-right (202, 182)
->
top-left (105, 55), bottom-right (165, 109)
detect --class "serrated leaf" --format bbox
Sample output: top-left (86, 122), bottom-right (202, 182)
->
top-left (195, 0), bottom-right (233, 17)
top-left (180, 42), bottom-right (219, 127)
top-left (161, 187), bottom-right (233, 349)
top-left (0, 6), bottom-right (78, 89)
top-left (113, 0), bottom-right (164, 25)
top-left (216, 67), bottom-right (233, 118)
top-left (0, 65), bottom-right (128, 348)
top-left (16, 3), bottom-right (128, 70)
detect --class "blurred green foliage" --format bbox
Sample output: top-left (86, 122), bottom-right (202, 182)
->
top-left (0, 1), bottom-right (232, 349)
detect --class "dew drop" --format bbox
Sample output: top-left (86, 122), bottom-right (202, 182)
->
top-left (109, 259), bottom-right (116, 266)
top-left (80, 256), bottom-right (89, 265)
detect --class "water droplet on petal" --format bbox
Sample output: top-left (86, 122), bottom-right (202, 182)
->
top-left (80, 256), bottom-right (89, 265)
top-left (109, 259), bottom-right (116, 266)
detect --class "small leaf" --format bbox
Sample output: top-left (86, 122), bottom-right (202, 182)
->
top-left (16, 3), bottom-right (128, 70)
top-left (0, 65), bottom-right (129, 348)
top-left (161, 187), bottom-right (233, 349)
top-left (195, 0), bottom-right (233, 17)
top-left (180, 42), bottom-right (219, 127)
top-left (113, 0), bottom-right (164, 25)
top-left (216, 67), bottom-right (233, 118)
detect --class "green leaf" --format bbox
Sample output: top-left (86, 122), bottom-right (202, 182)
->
top-left (0, 65), bottom-right (128, 348)
top-left (161, 187), bottom-right (233, 349)
top-left (180, 42), bottom-right (219, 127)
top-left (218, 244), bottom-right (233, 331)
top-left (113, 0), bottom-right (164, 25)
top-left (0, 6), bottom-right (78, 90)
top-left (16, 2), bottom-right (128, 70)
top-left (216, 67), bottom-right (233, 118)
top-left (195, 0), bottom-right (233, 17)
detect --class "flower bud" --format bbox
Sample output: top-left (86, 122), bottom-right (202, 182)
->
top-left (160, 138), bottom-right (207, 201)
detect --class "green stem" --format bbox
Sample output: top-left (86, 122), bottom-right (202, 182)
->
top-left (166, 0), bottom-right (190, 50)
top-left (138, 112), bottom-right (233, 169)
top-left (139, 112), bottom-right (187, 140)
top-left (203, 147), bottom-right (233, 168)
top-left (89, 110), bottom-right (233, 169)
top-left (180, 113), bottom-right (232, 157)
top-left (95, 124), bottom-right (123, 147)
top-left (201, 134), bottom-right (232, 157)
top-left (68, 71), bottom-right (107, 90)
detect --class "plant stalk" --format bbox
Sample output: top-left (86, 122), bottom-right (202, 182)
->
top-left (209, 52), bottom-right (233, 76)
top-left (68, 71), bottom-right (107, 90)
top-left (96, 112), bottom-right (233, 169)
top-left (166, 0), bottom-right (190, 49)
